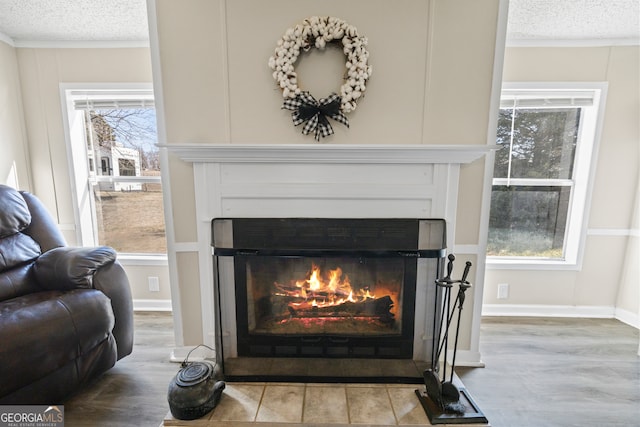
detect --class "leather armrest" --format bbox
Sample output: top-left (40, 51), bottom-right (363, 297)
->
top-left (33, 246), bottom-right (117, 290)
top-left (93, 262), bottom-right (134, 359)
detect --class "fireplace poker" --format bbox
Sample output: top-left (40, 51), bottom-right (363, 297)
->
top-left (437, 254), bottom-right (456, 384)
top-left (441, 261), bottom-right (472, 406)
top-left (450, 261), bottom-right (472, 381)
top-left (424, 254), bottom-right (456, 408)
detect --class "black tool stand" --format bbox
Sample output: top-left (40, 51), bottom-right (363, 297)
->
top-left (415, 255), bottom-right (488, 424)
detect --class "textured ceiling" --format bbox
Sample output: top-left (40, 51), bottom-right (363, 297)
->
top-left (0, 0), bottom-right (149, 43)
top-left (0, 0), bottom-right (638, 45)
top-left (508, 0), bottom-right (640, 43)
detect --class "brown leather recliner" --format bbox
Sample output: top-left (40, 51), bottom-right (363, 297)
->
top-left (0, 184), bottom-right (134, 404)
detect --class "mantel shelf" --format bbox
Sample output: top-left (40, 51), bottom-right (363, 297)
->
top-left (160, 144), bottom-right (497, 165)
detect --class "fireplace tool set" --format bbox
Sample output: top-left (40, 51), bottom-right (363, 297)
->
top-left (416, 254), bottom-right (487, 424)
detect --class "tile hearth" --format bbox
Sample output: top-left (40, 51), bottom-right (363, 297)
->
top-left (163, 382), bottom-right (490, 427)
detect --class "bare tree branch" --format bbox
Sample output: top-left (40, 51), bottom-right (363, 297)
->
top-left (88, 109), bottom-right (158, 170)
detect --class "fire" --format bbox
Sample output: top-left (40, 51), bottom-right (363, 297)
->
top-left (277, 263), bottom-right (376, 310)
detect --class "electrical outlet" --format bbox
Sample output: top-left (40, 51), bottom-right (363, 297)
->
top-left (148, 276), bottom-right (160, 292)
top-left (497, 283), bottom-right (509, 299)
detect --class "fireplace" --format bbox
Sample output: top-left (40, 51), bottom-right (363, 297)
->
top-left (163, 143), bottom-right (493, 374)
top-left (212, 218), bottom-right (446, 382)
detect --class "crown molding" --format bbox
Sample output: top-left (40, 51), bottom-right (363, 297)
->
top-left (507, 37), bottom-right (640, 48)
top-left (11, 39), bottom-right (150, 49)
top-left (0, 31), bottom-right (15, 46)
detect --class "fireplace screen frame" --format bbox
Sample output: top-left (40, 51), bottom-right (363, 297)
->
top-left (211, 218), bottom-right (446, 383)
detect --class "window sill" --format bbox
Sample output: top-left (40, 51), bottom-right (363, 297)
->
top-left (486, 257), bottom-right (580, 271)
top-left (116, 253), bottom-right (168, 266)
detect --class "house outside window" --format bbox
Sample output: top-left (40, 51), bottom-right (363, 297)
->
top-left (487, 83), bottom-right (607, 268)
top-left (118, 159), bottom-right (136, 177)
top-left (62, 85), bottom-right (166, 258)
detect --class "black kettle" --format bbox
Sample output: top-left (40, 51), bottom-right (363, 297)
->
top-left (167, 360), bottom-right (225, 420)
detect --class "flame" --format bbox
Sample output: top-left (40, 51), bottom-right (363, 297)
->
top-left (347, 290), bottom-right (357, 303)
top-left (362, 289), bottom-right (374, 301)
top-left (277, 263), bottom-right (378, 310)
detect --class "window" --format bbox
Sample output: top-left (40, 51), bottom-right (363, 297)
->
top-left (62, 85), bottom-right (166, 258)
top-left (487, 84), bottom-right (606, 267)
top-left (118, 159), bottom-right (136, 176)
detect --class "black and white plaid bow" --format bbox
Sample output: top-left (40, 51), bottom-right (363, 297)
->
top-left (282, 92), bottom-right (349, 141)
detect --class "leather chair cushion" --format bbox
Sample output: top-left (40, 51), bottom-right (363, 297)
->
top-left (0, 234), bottom-right (41, 273)
top-left (0, 186), bottom-right (31, 238)
top-left (0, 186), bottom-right (41, 274)
top-left (0, 289), bottom-right (116, 398)
top-left (0, 263), bottom-right (40, 302)
top-left (19, 190), bottom-right (67, 252)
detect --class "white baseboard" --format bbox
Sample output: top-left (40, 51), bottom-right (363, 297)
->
top-left (482, 304), bottom-right (639, 329)
top-left (445, 350), bottom-right (485, 368)
top-left (615, 308), bottom-right (640, 329)
top-left (169, 345), bottom-right (216, 364)
top-left (133, 299), bottom-right (173, 312)
top-left (482, 304), bottom-right (615, 318)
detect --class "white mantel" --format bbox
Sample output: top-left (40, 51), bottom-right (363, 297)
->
top-left (163, 143), bottom-right (493, 362)
top-left (163, 143), bottom-right (493, 164)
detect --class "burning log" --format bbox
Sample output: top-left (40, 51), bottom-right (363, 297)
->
top-left (274, 281), bottom-right (351, 299)
top-left (287, 295), bottom-right (395, 323)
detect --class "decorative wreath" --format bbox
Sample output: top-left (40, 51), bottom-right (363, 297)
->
top-left (268, 16), bottom-right (372, 141)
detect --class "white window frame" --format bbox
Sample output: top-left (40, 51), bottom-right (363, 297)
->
top-left (60, 83), bottom-right (167, 265)
top-left (487, 82), bottom-right (607, 271)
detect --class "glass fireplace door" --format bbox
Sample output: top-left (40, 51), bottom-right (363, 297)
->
top-left (235, 255), bottom-right (416, 358)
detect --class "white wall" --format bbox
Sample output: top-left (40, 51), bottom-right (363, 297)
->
top-left (484, 46), bottom-right (640, 327)
top-left (150, 0), bottom-right (504, 364)
top-left (0, 41), bottom-right (30, 189)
